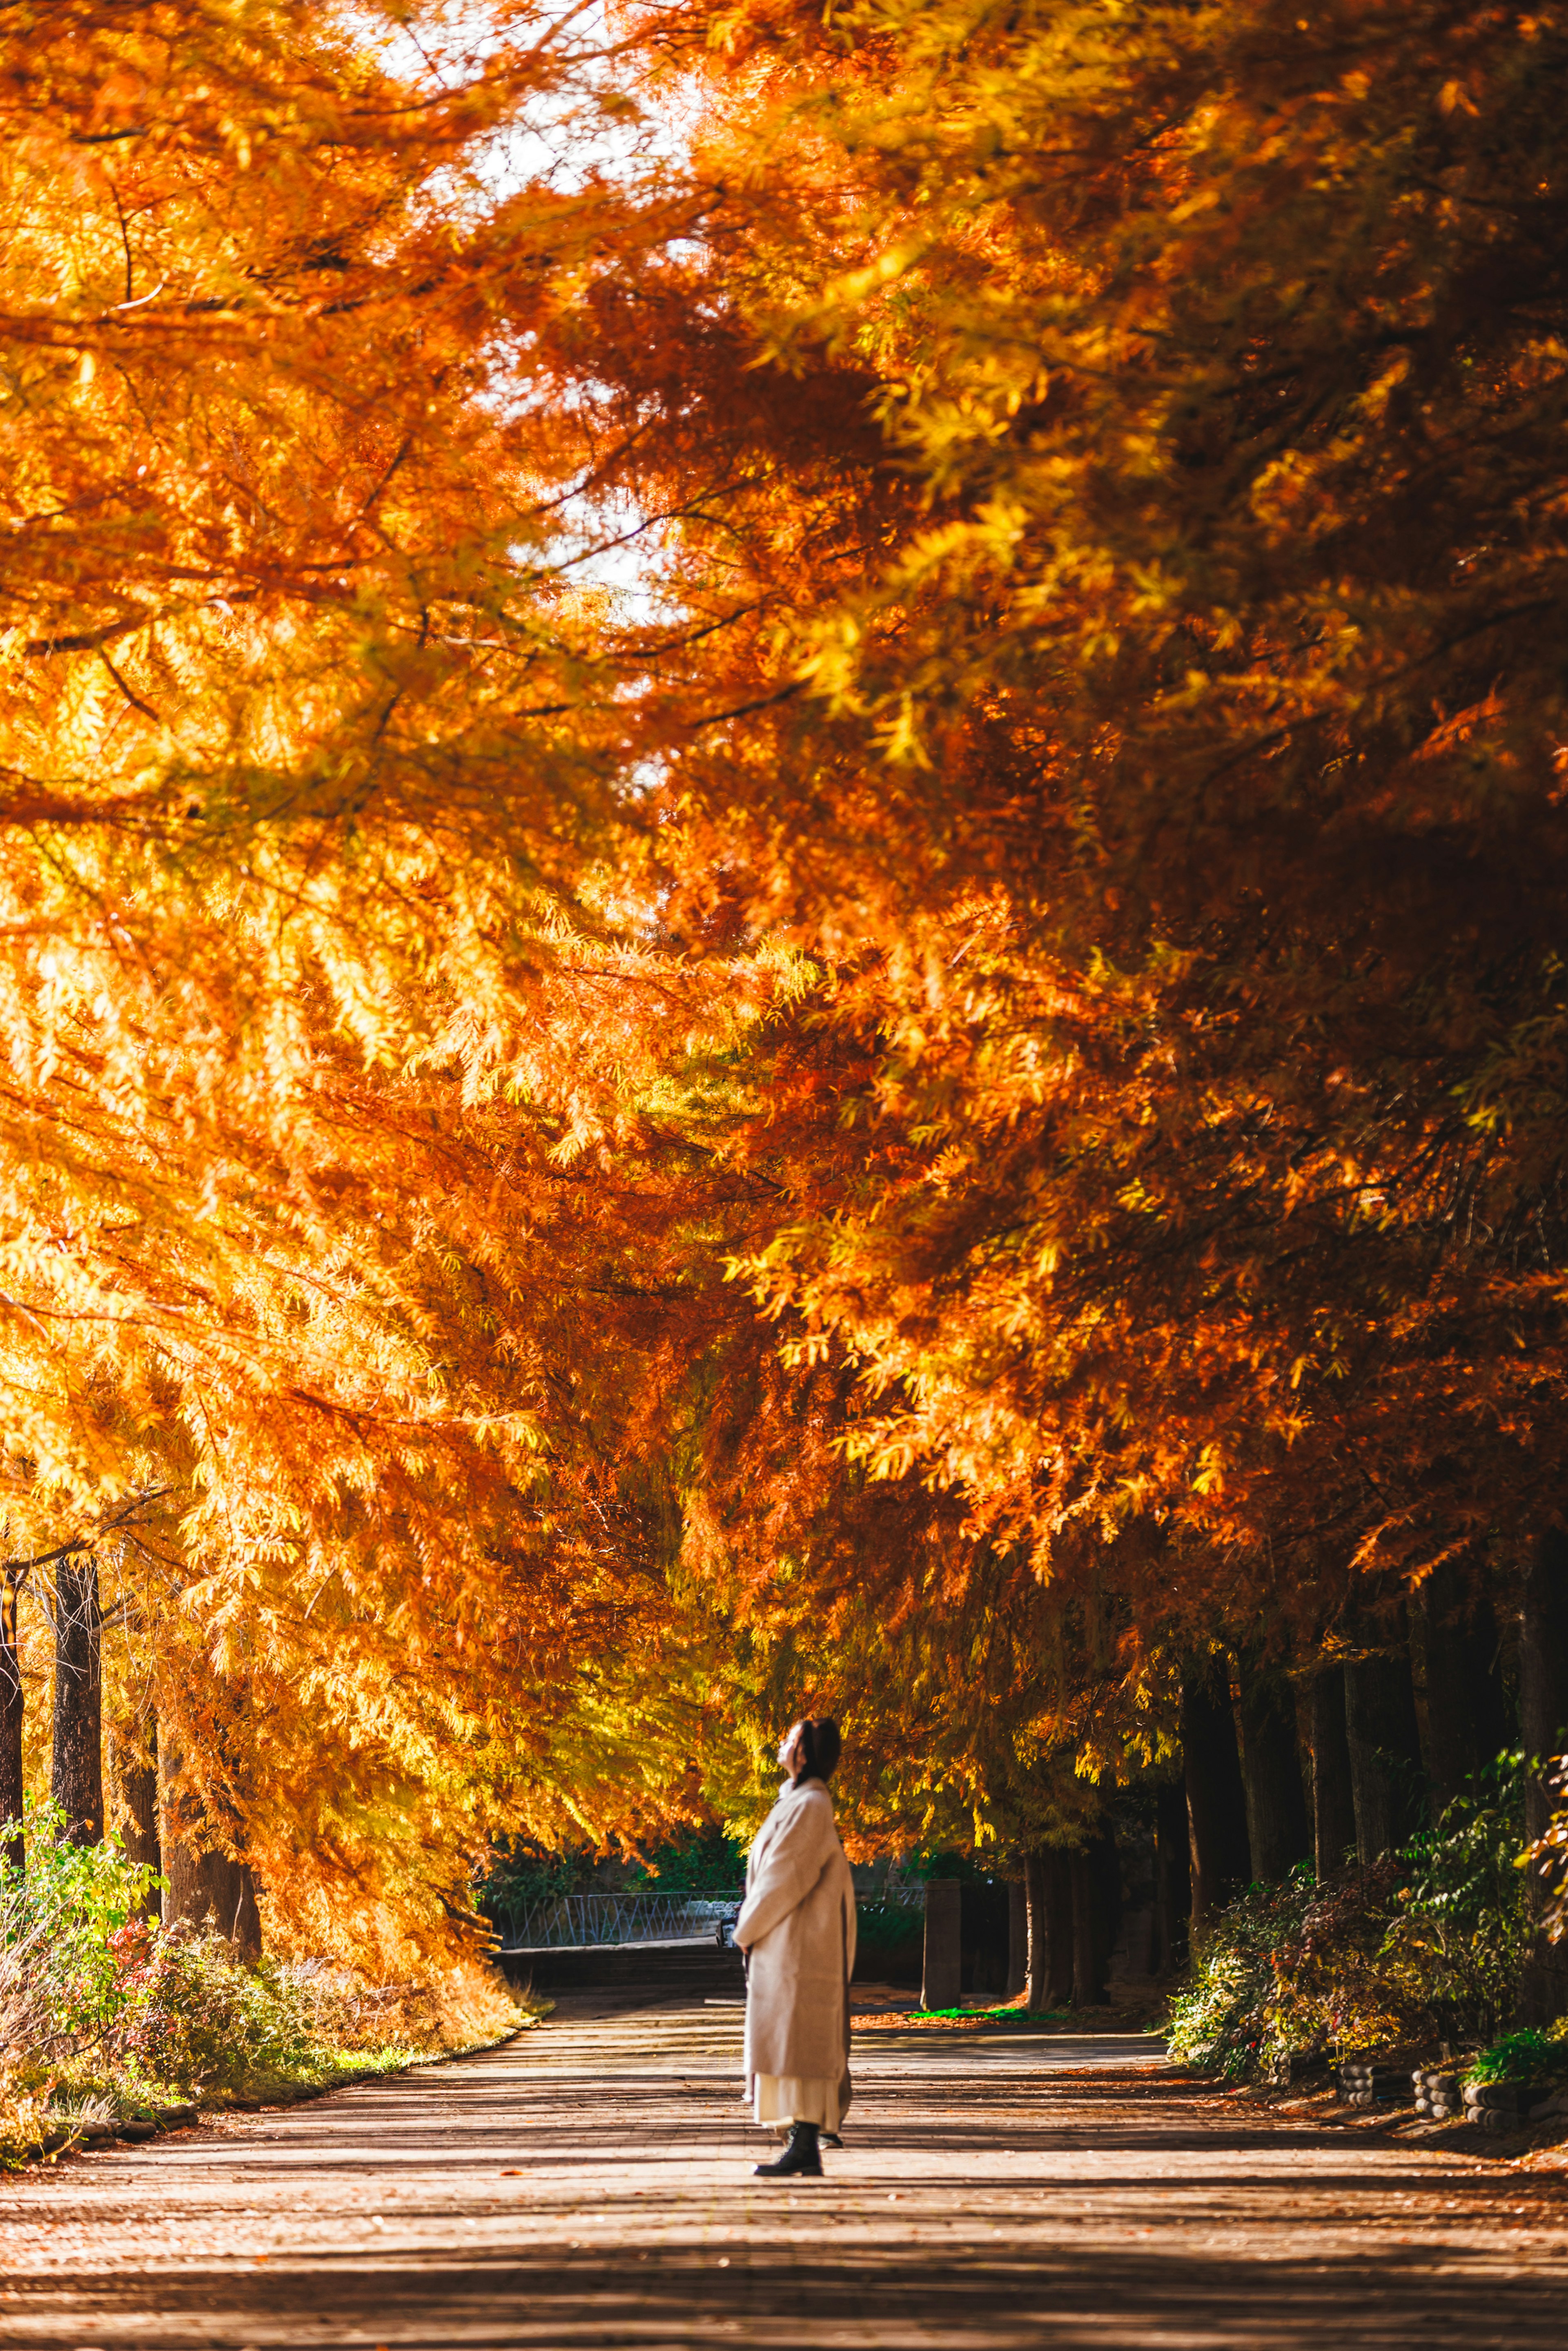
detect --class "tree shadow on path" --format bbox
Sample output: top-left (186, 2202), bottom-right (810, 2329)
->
top-left (3, 2232), bottom-right (1561, 2349)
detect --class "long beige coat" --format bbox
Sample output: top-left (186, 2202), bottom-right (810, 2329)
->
top-left (736, 1777), bottom-right (857, 2091)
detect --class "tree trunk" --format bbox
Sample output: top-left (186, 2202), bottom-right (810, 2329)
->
top-left (1519, 1529), bottom-right (1568, 2024)
top-left (1153, 1780), bottom-right (1190, 1972)
top-left (116, 1717), bottom-right (162, 1918)
top-left (236, 1861), bottom-right (262, 1960)
top-left (1071, 1827), bottom-right (1119, 2005)
top-left (159, 1730), bottom-right (195, 1917)
top-left (209, 1852), bottom-right (262, 1961)
top-left (51, 1554), bottom-right (102, 1845)
top-left (1007, 1879), bottom-right (1027, 1998)
top-left (1344, 1609), bottom-right (1425, 1862)
top-left (1022, 1850), bottom-right (1050, 2008)
top-left (1310, 1665), bottom-right (1358, 1880)
top-left (920, 1876), bottom-right (961, 2009)
top-left (1237, 1651), bottom-right (1312, 1881)
top-left (1069, 1848), bottom-right (1099, 2007)
top-left (1419, 1556), bottom-right (1482, 1816)
top-left (1470, 1588), bottom-right (1515, 1772)
top-left (159, 1735), bottom-right (262, 1959)
top-left (1045, 1850), bottom-right (1075, 2006)
top-left (1181, 1656), bottom-right (1252, 1938)
top-left (0, 1573), bottom-right (22, 1873)
top-left (162, 1829), bottom-right (208, 1930)
top-left (165, 1840), bottom-right (261, 1953)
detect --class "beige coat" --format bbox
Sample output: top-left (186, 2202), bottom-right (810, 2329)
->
top-left (736, 1777), bottom-right (857, 2091)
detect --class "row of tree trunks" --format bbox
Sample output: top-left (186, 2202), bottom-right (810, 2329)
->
top-left (1045, 1852), bottom-right (1076, 2002)
top-left (1022, 1847), bottom-right (1052, 2009)
top-left (1069, 1850), bottom-right (1094, 2003)
top-left (1152, 1779), bottom-right (1191, 1974)
top-left (1180, 1539), bottom-right (1568, 1981)
top-left (919, 1876), bottom-right (961, 2008)
top-left (1421, 1559), bottom-right (1512, 1812)
top-left (1015, 1551), bottom-right (1568, 1975)
top-left (1187, 1630), bottom-right (1432, 1928)
top-left (2, 1559), bottom-right (262, 1960)
top-left (1020, 1839), bottom-right (1116, 2007)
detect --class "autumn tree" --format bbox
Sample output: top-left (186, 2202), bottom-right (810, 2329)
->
top-left (471, 0), bottom-right (1568, 1945)
top-left (7, 0), bottom-right (1568, 1996)
top-left (0, 0), bottom-right (764, 1946)
top-left (589, 0), bottom-right (1568, 1578)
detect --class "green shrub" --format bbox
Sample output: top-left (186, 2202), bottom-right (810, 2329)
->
top-left (628, 1824), bottom-right (745, 1891)
top-left (1466, 2021), bottom-right (1568, 2086)
top-left (107, 1926), bottom-right (319, 2096)
top-left (1165, 1868), bottom-right (1327, 2079)
top-left (1381, 1756), bottom-right (1530, 2043)
top-left (0, 1804), bottom-right (161, 2070)
top-left (1, 1800), bottom-right (432, 2132)
top-left (1525, 1754), bottom-right (1568, 1940)
top-left (854, 1898), bottom-right (924, 1951)
top-left (1167, 1756), bottom-right (1535, 2079)
top-left (477, 1839), bottom-right (591, 1912)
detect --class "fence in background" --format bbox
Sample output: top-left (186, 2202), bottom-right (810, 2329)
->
top-left (491, 1881), bottom-right (926, 1952)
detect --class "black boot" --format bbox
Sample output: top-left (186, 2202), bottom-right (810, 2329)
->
top-left (753, 2121), bottom-right (823, 2178)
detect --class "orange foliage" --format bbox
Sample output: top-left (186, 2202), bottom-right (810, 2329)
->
top-left (5, 0), bottom-right (1568, 1906)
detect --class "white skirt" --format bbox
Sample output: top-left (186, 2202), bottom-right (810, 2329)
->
top-left (753, 2073), bottom-right (842, 2132)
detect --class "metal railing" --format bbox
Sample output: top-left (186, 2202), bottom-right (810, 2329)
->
top-left (490, 1881), bottom-right (926, 1952)
top-left (492, 1891), bottom-right (746, 1952)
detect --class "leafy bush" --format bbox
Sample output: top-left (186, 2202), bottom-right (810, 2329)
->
top-left (1166, 1868), bottom-right (1327, 2079)
top-left (0, 1806), bottom-right (161, 2071)
top-left (1168, 1758), bottom-right (1534, 2079)
top-left (275, 1957), bottom-right (429, 2052)
top-left (1381, 1756), bottom-right (1530, 2043)
top-left (0, 1827), bottom-right (330, 2103)
top-left (1525, 1754), bottom-right (1568, 1940)
top-left (854, 1898), bottom-right (924, 1951)
top-left (1466, 2020), bottom-right (1568, 2086)
top-left (105, 1925), bottom-right (320, 2096)
top-left (1, 1800), bottom-right (505, 2154)
top-left (628, 1824), bottom-right (745, 1891)
top-left (1268, 1861), bottom-right (1421, 2061)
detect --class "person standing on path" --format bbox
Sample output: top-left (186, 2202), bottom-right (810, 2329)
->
top-left (734, 1716), bottom-right (857, 2180)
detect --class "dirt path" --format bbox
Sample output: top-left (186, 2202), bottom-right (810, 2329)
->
top-left (3, 1994), bottom-right (1567, 2347)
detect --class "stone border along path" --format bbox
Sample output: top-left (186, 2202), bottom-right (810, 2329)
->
top-left (2, 1992), bottom-right (1567, 2348)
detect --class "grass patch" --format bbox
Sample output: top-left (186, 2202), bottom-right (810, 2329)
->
top-left (906, 2005), bottom-right (1073, 2026)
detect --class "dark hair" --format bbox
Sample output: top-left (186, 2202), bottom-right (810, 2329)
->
top-left (797, 1717), bottom-right (841, 1783)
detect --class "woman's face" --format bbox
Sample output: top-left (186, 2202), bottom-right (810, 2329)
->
top-left (777, 1721), bottom-right (805, 1779)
